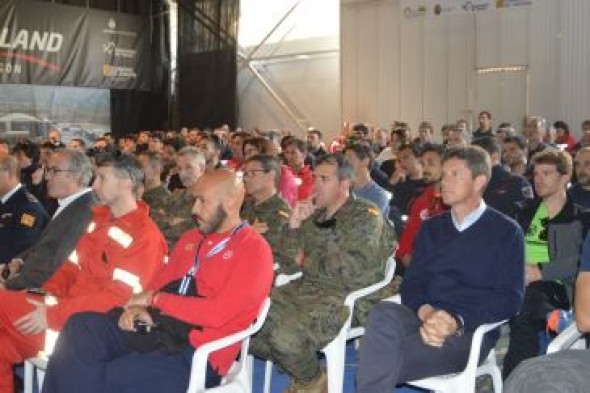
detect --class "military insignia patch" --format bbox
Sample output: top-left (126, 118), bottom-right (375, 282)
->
top-left (20, 213), bottom-right (36, 227)
top-left (367, 207), bottom-right (380, 216)
top-left (278, 210), bottom-right (290, 219)
top-left (184, 243), bottom-right (195, 251)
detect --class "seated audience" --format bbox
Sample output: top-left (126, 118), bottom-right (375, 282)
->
top-left (0, 153), bottom-right (49, 264)
top-left (0, 153), bottom-right (167, 393)
top-left (472, 137), bottom-right (533, 219)
top-left (241, 154), bottom-right (295, 274)
top-left (504, 233), bottom-right (590, 392)
top-left (283, 138), bottom-right (315, 202)
top-left (472, 110), bottom-right (493, 140)
top-left (503, 135), bottom-right (529, 177)
top-left (151, 147), bottom-right (205, 248)
top-left (344, 143), bottom-right (391, 218)
top-left (356, 146), bottom-right (525, 392)
top-left (250, 154), bottom-right (395, 393)
top-left (396, 143), bottom-right (446, 268)
top-left (41, 170), bottom-right (273, 393)
top-left (568, 147), bottom-right (590, 208)
top-left (0, 149), bottom-right (95, 290)
top-left (554, 120), bottom-right (577, 153)
top-left (307, 128), bottom-right (328, 159)
top-left (138, 151), bottom-right (170, 213)
top-left (503, 150), bottom-right (590, 378)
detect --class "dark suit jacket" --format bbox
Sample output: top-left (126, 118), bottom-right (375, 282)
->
top-left (4, 190), bottom-right (97, 290)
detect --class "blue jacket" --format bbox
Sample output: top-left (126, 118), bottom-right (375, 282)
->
top-left (0, 185), bottom-right (49, 264)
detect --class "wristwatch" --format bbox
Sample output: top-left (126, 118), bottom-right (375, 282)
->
top-left (451, 313), bottom-right (465, 336)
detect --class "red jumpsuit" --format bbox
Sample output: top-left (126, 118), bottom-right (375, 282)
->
top-left (0, 202), bottom-right (167, 393)
top-left (148, 224), bottom-right (274, 376)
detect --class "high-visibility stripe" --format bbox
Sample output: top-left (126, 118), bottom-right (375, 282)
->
top-left (112, 268), bottom-right (142, 293)
top-left (108, 227), bottom-right (133, 248)
top-left (44, 295), bottom-right (58, 306)
top-left (163, 256), bottom-right (169, 264)
top-left (87, 222), bottom-right (96, 233)
top-left (68, 250), bottom-right (80, 267)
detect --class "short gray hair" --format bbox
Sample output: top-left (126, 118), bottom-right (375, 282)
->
top-left (177, 146), bottom-right (206, 168)
top-left (57, 149), bottom-right (93, 187)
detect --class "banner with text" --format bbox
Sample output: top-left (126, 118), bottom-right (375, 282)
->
top-left (0, 0), bottom-right (150, 90)
top-left (401, 0), bottom-right (533, 18)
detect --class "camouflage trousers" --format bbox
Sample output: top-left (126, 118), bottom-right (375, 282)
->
top-left (250, 283), bottom-right (349, 382)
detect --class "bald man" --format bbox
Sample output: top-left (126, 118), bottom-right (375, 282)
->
top-left (42, 170), bottom-right (275, 393)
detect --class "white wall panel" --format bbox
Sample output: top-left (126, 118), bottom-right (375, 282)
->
top-left (341, 0), bottom-right (590, 138)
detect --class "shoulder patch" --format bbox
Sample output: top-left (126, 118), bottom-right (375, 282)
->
top-left (20, 213), bottom-right (36, 227)
top-left (278, 210), bottom-right (290, 219)
top-left (367, 207), bottom-right (380, 217)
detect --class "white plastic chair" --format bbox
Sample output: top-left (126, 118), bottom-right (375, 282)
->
top-left (406, 319), bottom-right (507, 393)
top-left (186, 297), bottom-right (271, 393)
top-left (547, 322), bottom-right (587, 354)
top-left (263, 256), bottom-right (397, 393)
top-left (24, 296), bottom-right (59, 393)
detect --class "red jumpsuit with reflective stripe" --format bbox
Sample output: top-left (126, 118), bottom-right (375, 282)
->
top-left (0, 202), bottom-right (167, 393)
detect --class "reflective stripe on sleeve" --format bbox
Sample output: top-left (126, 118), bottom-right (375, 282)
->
top-left (68, 250), bottom-right (80, 268)
top-left (87, 221), bottom-right (96, 233)
top-left (112, 268), bottom-right (143, 293)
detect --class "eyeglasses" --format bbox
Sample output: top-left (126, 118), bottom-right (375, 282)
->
top-left (539, 217), bottom-right (549, 241)
top-left (46, 167), bottom-right (73, 176)
top-left (242, 169), bottom-right (268, 178)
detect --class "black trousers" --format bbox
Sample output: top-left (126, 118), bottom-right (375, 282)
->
top-left (503, 280), bottom-right (570, 379)
top-left (356, 301), bottom-right (495, 393)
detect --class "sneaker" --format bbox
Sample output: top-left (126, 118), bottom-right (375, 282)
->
top-left (283, 370), bottom-right (328, 393)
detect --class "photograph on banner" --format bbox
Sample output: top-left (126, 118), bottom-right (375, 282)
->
top-left (0, 0), bottom-right (150, 90)
top-left (0, 84), bottom-right (110, 145)
top-left (401, 0), bottom-right (532, 18)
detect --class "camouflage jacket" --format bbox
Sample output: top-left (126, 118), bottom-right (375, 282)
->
top-left (142, 185), bottom-right (171, 214)
top-left (287, 196), bottom-right (396, 294)
top-left (150, 188), bottom-right (196, 248)
top-left (241, 194), bottom-right (296, 274)
top-left (278, 195), bottom-right (397, 325)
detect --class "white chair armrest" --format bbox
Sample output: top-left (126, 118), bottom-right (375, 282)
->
top-left (186, 298), bottom-right (271, 393)
top-left (547, 323), bottom-right (584, 354)
top-left (344, 257), bottom-right (396, 309)
top-left (463, 319), bottom-right (507, 375)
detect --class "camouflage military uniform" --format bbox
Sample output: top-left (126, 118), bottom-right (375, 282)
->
top-left (241, 194), bottom-right (296, 275)
top-left (150, 188), bottom-right (196, 248)
top-left (250, 196), bottom-right (396, 382)
top-left (142, 185), bottom-right (170, 214)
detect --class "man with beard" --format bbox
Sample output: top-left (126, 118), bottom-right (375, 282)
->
top-left (151, 147), bottom-right (206, 248)
top-left (0, 149), bottom-right (96, 290)
top-left (250, 153), bottom-right (395, 393)
top-left (568, 147), bottom-right (590, 208)
top-left (396, 143), bottom-right (446, 268)
top-left (472, 137), bottom-right (533, 219)
top-left (196, 134), bottom-right (224, 170)
top-left (41, 170), bottom-right (274, 393)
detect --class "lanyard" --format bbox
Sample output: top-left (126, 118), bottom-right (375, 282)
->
top-left (178, 220), bottom-right (248, 295)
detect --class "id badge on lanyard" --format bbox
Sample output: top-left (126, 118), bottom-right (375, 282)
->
top-left (177, 221), bottom-right (248, 295)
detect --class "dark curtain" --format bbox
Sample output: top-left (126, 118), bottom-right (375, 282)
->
top-left (177, 0), bottom-right (239, 129)
top-left (111, 0), bottom-right (171, 135)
